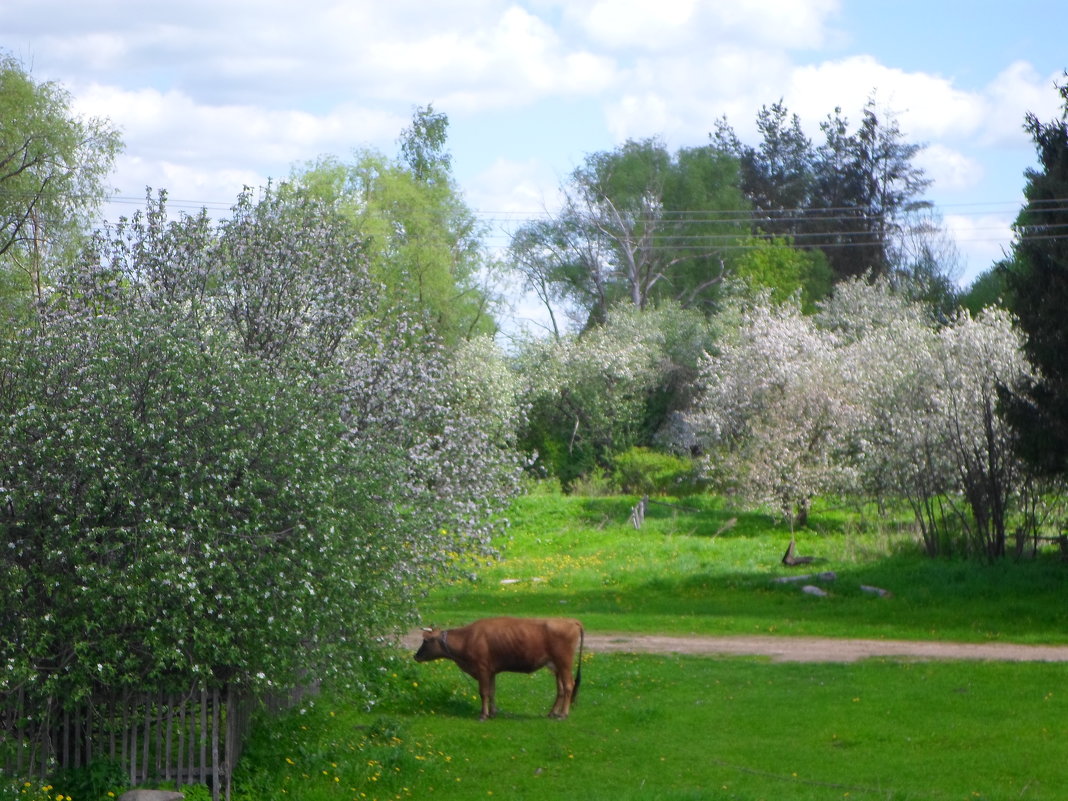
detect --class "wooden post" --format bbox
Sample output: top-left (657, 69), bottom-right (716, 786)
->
top-left (211, 687), bottom-right (221, 801)
top-left (199, 686), bottom-right (208, 788)
top-left (141, 696), bottom-right (151, 782)
top-left (630, 495), bottom-right (647, 529)
top-left (164, 694), bottom-right (174, 784)
top-left (178, 695), bottom-right (187, 789)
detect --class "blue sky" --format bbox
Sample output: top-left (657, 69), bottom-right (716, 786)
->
top-left (4, 0), bottom-right (1066, 326)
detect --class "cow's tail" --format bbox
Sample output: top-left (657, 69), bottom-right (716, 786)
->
top-left (572, 624), bottom-right (584, 705)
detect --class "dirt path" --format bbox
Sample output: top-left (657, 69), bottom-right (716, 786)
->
top-left (403, 630), bottom-right (1068, 663)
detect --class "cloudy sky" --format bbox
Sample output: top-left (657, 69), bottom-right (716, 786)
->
top-left (5, 0), bottom-right (1066, 305)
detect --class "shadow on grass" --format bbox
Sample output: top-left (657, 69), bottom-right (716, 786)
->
top-left (576, 494), bottom-right (786, 539)
top-left (570, 494), bottom-right (920, 541)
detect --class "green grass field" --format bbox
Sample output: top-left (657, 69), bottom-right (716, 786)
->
top-left (235, 493), bottom-right (1068, 800)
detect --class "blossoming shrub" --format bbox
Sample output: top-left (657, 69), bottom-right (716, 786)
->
top-left (688, 293), bottom-right (861, 523)
top-left (0, 186), bottom-right (523, 711)
top-left (515, 302), bottom-right (715, 487)
top-left (685, 279), bottom-right (1037, 555)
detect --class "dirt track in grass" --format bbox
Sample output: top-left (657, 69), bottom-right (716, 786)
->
top-left (402, 630), bottom-right (1068, 663)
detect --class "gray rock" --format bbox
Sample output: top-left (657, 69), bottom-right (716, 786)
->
top-left (118, 790), bottom-right (185, 801)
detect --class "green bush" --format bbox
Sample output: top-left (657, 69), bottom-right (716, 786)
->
top-left (50, 758), bottom-right (126, 801)
top-left (0, 313), bottom-right (393, 701)
top-left (612, 446), bottom-right (703, 496)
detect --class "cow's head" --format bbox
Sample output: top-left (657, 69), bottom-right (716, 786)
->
top-left (414, 628), bottom-right (448, 662)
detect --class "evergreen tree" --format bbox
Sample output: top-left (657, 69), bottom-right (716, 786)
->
top-left (713, 101), bottom-right (812, 237)
top-left (811, 98), bottom-right (931, 281)
top-left (1002, 75), bottom-right (1068, 476)
top-left (716, 97), bottom-right (935, 287)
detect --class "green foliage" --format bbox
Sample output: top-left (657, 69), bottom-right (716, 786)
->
top-left (731, 234), bottom-right (832, 310)
top-left (0, 53), bottom-right (122, 321)
top-left (510, 138), bottom-right (747, 325)
top-left (961, 261), bottom-right (1010, 313)
top-left (716, 96), bottom-right (938, 287)
top-left (0, 780), bottom-right (66, 801)
top-left (176, 784), bottom-right (213, 801)
top-left (289, 106), bottom-right (497, 345)
top-left (0, 311), bottom-right (385, 698)
top-left (1001, 74), bottom-right (1068, 478)
top-left (399, 103), bottom-right (451, 184)
top-left (50, 758), bottom-right (126, 801)
top-left (514, 302), bottom-right (716, 487)
top-left (611, 447), bottom-right (702, 496)
top-left (1, 183), bottom-right (523, 718)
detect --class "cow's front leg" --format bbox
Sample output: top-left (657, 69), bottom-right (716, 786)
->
top-left (478, 673), bottom-right (498, 720)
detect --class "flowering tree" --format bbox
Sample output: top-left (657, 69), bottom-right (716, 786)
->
top-left (934, 310), bottom-right (1032, 557)
top-left (0, 185), bottom-right (523, 707)
top-left (515, 302), bottom-right (715, 487)
top-left (686, 279), bottom-right (1036, 554)
top-left (822, 282), bottom-right (1034, 557)
top-left (688, 294), bottom-right (861, 524)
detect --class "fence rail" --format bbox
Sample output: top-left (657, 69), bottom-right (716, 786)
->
top-left (1, 685), bottom-right (266, 801)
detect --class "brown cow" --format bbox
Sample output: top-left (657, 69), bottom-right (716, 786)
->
top-left (414, 616), bottom-right (584, 720)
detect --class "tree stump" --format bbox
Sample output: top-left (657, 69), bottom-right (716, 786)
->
top-left (782, 538), bottom-right (816, 567)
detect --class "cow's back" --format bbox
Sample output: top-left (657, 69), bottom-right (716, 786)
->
top-left (464, 617), bottom-right (582, 673)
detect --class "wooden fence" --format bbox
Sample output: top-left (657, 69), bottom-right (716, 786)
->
top-left (0, 684), bottom-right (274, 801)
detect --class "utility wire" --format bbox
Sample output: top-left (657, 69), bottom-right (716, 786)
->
top-left (3, 188), bottom-right (1065, 249)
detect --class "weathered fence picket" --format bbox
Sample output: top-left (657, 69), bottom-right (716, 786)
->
top-left (0, 684), bottom-right (274, 801)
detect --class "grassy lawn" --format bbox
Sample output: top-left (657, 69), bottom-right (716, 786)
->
top-left (429, 493), bottom-right (1068, 644)
top-left (235, 492), bottom-right (1068, 800)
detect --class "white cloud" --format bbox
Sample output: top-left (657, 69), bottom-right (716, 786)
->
top-left (916, 144), bottom-right (984, 193)
top-left (707, 0), bottom-right (840, 49)
top-left (945, 211), bottom-right (1016, 284)
top-left (575, 0), bottom-right (699, 50)
top-left (603, 45), bottom-right (798, 143)
top-left (71, 82), bottom-right (407, 214)
top-left (787, 56), bottom-right (986, 140)
top-left (981, 61), bottom-right (1065, 148)
top-left (468, 157), bottom-right (563, 217)
top-left (566, 0), bottom-right (838, 51)
top-left (7, 0), bottom-right (1058, 283)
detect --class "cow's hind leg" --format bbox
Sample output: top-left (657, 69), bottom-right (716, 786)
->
top-left (548, 665), bottom-right (574, 719)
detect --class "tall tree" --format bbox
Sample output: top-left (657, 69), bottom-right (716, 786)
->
top-left (1001, 74), bottom-right (1068, 476)
top-left (1, 183), bottom-right (524, 707)
top-left (399, 103), bottom-right (451, 185)
top-left (811, 98), bottom-right (932, 281)
top-left (0, 54), bottom-right (121, 321)
top-left (510, 138), bottom-right (747, 330)
top-left (716, 97), bottom-right (936, 287)
top-left (289, 106), bottom-right (497, 345)
top-left (714, 100), bottom-right (813, 237)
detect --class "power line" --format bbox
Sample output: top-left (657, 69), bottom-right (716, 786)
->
top-left (3, 187), bottom-right (1064, 250)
